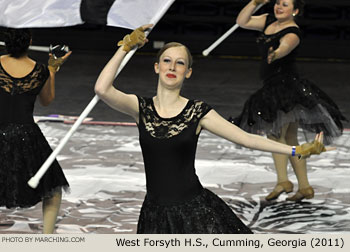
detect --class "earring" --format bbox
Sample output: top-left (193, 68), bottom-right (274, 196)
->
top-left (293, 13), bottom-right (296, 16)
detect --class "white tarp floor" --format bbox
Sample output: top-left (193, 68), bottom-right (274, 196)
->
top-left (1, 122), bottom-right (349, 234)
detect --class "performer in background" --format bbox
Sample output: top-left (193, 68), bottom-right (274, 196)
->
top-left (0, 28), bottom-right (71, 233)
top-left (95, 24), bottom-right (330, 233)
top-left (229, 0), bottom-right (347, 201)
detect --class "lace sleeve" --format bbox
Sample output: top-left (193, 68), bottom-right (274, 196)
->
top-left (194, 100), bottom-right (212, 120)
top-left (36, 63), bottom-right (50, 84)
top-left (136, 95), bottom-right (147, 118)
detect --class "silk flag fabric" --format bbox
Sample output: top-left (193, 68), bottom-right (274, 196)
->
top-left (0, 0), bottom-right (175, 29)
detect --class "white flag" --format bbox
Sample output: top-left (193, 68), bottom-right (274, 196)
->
top-left (107, 0), bottom-right (174, 29)
top-left (0, 0), bottom-right (175, 29)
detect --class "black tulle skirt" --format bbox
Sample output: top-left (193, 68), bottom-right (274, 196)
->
top-left (230, 74), bottom-right (347, 144)
top-left (137, 188), bottom-right (253, 234)
top-left (0, 123), bottom-right (69, 208)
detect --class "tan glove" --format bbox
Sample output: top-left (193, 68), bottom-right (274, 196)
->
top-left (118, 26), bottom-right (146, 53)
top-left (48, 54), bottom-right (69, 73)
top-left (296, 141), bottom-right (327, 159)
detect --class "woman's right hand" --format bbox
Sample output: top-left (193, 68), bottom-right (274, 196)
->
top-left (118, 24), bottom-right (153, 52)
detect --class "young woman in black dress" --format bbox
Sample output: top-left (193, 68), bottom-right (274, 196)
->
top-left (0, 28), bottom-right (71, 233)
top-left (230, 0), bottom-right (347, 202)
top-left (94, 24), bottom-right (329, 233)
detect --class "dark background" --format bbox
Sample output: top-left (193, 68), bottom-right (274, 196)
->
top-left (11, 0), bottom-right (350, 59)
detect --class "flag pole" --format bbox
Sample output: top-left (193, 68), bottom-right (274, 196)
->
top-left (0, 41), bottom-right (50, 52)
top-left (27, 50), bottom-right (137, 188)
top-left (202, 4), bottom-right (263, 56)
top-left (27, 0), bottom-right (176, 189)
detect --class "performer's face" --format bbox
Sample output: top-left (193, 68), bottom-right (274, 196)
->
top-left (274, 0), bottom-right (298, 20)
top-left (155, 46), bottom-right (192, 88)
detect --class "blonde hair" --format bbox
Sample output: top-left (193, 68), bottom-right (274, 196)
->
top-left (156, 42), bottom-right (193, 68)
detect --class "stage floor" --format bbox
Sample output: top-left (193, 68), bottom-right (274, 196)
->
top-left (0, 122), bottom-right (349, 234)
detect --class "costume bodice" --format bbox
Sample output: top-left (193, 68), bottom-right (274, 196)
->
top-left (0, 61), bottom-right (49, 124)
top-left (137, 96), bottom-right (212, 204)
top-left (257, 14), bottom-right (302, 81)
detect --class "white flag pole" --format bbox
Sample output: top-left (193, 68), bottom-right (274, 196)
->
top-left (202, 4), bottom-right (264, 56)
top-left (27, 1), bottom-right (175, 188)
top-left (0, 41), bottom-right (49, 52)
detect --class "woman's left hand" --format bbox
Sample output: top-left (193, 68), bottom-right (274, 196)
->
top-left (48, 51), bottom-right (72, 73)
top-left (296, 132), bottom-right (336, 159)
top-left (117, 24), bottom-right (153, 52)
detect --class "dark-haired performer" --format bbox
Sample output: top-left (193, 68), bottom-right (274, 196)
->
top-left (229, 0), bottom-right (347, 201)
top-left (0, 28), bottom-right (71, 233)
top-left (95, 24), bottom-right (330, 233)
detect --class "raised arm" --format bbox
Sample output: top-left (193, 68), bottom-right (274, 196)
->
top-left (94, 46), bottom-right (139, 121)
top-left (39, 51), bottom-right (72, 106)
top-left (94, 24), bottom-right (152, 122)
top-left (236, 0), bottom-right (270, 31)
top-left (200, 110), bottom-right (328, 158)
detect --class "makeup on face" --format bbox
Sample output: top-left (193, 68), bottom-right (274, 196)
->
top-left (274, 0), bottom-right (295, 17)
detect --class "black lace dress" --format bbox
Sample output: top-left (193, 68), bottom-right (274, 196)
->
top-left (231, 15), bottom-right (347, 143)
top-left (136, 96), bottom-right (252, 234)
top-left (0, 61), bottom-right (69, 208)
